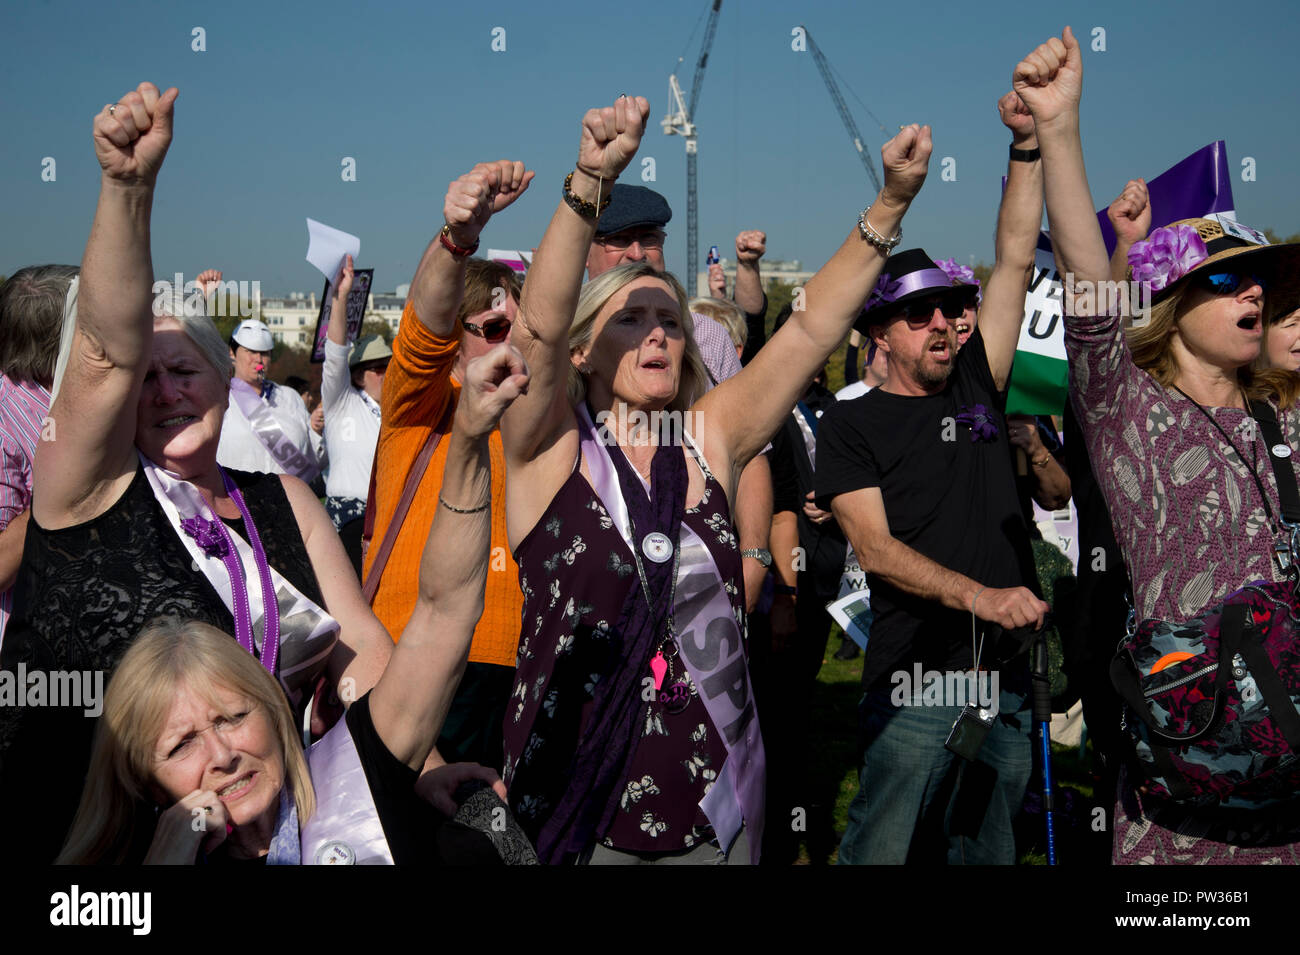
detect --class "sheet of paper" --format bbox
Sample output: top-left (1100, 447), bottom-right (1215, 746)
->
top-left (305, 218), bottom-right (361, 282)
top-left (827, 590), bottom-right (872, 650)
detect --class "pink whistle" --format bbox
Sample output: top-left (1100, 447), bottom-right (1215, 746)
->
top-left (650, 652), bottom-right (667, 691)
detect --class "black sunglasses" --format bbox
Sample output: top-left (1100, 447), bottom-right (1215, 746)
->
top-left (897, 296), bottom-right (964, 321)
top-left (1193, 271), bottom-right (1268, 296)
top-left (462, 317), bottom-right (512, 342)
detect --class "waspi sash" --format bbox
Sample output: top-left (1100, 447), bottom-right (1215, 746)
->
top-left (229, 379), bottom-right (322, 482)
top-left (578, 405), bottom-right (766, 858)
top-left (141, 455), bottom-right (339, 710)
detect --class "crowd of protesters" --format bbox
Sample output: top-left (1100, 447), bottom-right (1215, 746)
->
top-left (1, 23), bottom-right (1299, 867)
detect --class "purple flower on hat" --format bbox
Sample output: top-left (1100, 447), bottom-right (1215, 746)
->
top-left (935, 258), bottom-right (979, 288)
top-left (181, 515), bottom-right (230, 559)
top-left (867, 272), bottom-right (901, 309)
top-left (956, 404), bottom-right (999, 443)
top-left (1127, 224), bottom-right (1208, 294)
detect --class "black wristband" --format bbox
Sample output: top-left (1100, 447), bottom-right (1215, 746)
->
top-left (774, 583), bottom-right (798, 597)
top-left (1009, 144), bottom-right (1041, 163)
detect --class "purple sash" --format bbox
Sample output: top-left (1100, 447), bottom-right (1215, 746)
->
top-left (229, 378), bottom-right (322, 482)
top-left (576, 404), bottom-right (766, 858)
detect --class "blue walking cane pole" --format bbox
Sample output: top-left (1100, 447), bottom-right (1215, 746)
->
top-left (1031, 628), bottom-right (1057, 865)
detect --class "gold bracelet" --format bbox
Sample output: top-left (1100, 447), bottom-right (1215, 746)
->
top-left (438, 494), bottom-right (490, 514)
top-left (1031, 453), bottom-right (1052, 470)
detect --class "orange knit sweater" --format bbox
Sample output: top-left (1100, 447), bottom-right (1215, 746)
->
top-left (362, 302), bottom-right (521, 667)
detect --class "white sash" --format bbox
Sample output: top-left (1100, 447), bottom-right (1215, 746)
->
top-left (300, 717), bottom-right (394, 865)
top-left (229, 379), bottom-right (322, 482)
top-left (576, 404), bottom-right (766, 860)
top-left (140, 455), bottom-right (339, 709)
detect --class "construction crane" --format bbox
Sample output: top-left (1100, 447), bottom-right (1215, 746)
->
top-left (662, 0), bottom-right (722, 297)
top-left (800, 25), bottom-right (883, 193)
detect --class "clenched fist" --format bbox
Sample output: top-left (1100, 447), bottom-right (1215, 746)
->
top-left (997, 91), bottom-right (1036, 146)
top-left (1108, 178), bottom-right (1152, 247)
top-left (880, 124), bottom-right (932, 209)
top-left (576, 95), bottom-right (651, 182)
top-left (1013, 26), bottom-right (1083, 127)
top-left (443, 160), bottom-right (534, 249)
top-left (94, 82), bottom-right (179, 186)
top-left (735, 230), bottom-right (766, 264)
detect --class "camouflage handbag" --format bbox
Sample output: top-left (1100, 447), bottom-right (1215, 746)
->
top-left (1108, 396), bottom-right (1300, 806)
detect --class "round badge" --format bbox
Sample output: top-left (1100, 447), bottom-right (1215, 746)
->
top-left (1273, 444), bottom-right (1293, 459)
top-left (315, 840), bottom-right (356, 865)
top-left (659, 681), bottom-right (691, 714)
top-left (642, 531), bottom-right (673, 564)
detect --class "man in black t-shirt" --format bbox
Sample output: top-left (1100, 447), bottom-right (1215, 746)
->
top-left (815, 91), bottom-right (1049, 867)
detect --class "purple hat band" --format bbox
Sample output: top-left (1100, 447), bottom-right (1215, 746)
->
top-left (867, 268), bottom-right (953, 311)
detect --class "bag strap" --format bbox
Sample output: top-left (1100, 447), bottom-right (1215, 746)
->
top-left (1109, 603), bottom-right (1250, 746)
top-left (1249, 400), bottom-right (1300, 524)
top-left (361, 400), bottom-right (455, 605)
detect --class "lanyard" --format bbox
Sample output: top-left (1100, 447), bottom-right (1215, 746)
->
top-left (1171, 386), bottom-right (1275, 527)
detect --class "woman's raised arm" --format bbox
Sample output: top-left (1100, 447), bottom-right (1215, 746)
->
top-left (35, 83), bottom-right (179, 529)
top-left (370, 344), bottom-right (529, 771)
top-left (501, 95), bottom-right (650, 467)
top-left (1013, 27), bottom-right (1111, 302)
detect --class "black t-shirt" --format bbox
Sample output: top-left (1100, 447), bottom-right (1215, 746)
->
top-left (814, 329), bottom-right (1036, 690)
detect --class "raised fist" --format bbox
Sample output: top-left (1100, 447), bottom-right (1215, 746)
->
top-left (93, 82), bottom-right (179, 185)
top-left (997, 91), bottom-right (1036, 146)
top-left (443, 161), bottom-right (535, 248)
top-left (707, 264), bottom-right (727, 298)
top-left (735, 230), bottom-right (766, 263)
top-left (194, 269), bottom-right (223, 297)
top-left (880, 124), bottom-right (933, 208)
top-left (577, 96), bottom-right (651, 181)
top-left (455, 343), bottom-right (530, 440)
top-left (1013, 27), bottom-right (1083, 127)
top-left (1107, 178), bottom-right (1152, 247)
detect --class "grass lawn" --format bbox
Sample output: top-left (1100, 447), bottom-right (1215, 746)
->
top-left (793, 633), bottom-right (1107, 865)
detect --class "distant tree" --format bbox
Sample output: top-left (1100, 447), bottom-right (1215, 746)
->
top-left (972, 261), bottom-right (993, 285)
top-left (360, 318), bottom-right (393, 344)
top-left (1263, 229), bottom-right (1300, 245)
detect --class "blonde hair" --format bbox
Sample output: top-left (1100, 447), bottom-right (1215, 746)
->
top-left (1125, 283), bottom-right (1298, 406)
top-left (567, 262), bottom-right (710, 412)
top-left (57, 617), bottom-right (314, 864)
top-left (689, 297), bottom-right (747, 351)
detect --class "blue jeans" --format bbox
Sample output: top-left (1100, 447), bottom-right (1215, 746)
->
top-left (838, 684), bottom-right (1032, 865)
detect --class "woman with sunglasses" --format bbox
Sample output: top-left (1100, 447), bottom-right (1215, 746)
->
top-left (496, 94), bottom-right (931, 864)
top-left (1016, 28), bottom-right (1300, 863)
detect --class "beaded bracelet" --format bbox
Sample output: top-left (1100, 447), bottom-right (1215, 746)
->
top-left (438, 494), bottom-right (490, 514)
top-left (857, 208), bottom-right (902, 255)
top-left (563, 171), bottom-right (612, 219)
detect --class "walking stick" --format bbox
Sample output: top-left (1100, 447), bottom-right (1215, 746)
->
top-left (1030, 629), bottom-right (1057, 865)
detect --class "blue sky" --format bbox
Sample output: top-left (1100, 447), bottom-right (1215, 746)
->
top-left (3, 0), bottom-right (1298, 295)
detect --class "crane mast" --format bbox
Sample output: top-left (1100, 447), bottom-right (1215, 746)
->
top-left (663, 0), bottom-right (722, 297)
top-left (802, 25), bottom-right (883, 192)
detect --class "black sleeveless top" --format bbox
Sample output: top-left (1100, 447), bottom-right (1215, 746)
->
top-left (0, 464), bottom-right (324, 862)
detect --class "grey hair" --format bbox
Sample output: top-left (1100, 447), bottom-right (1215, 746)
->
top-left (0, 264), bottom-right (79, 385)
top-left (155, 290), bottom-right (233, 379)
top-left (567, 262), bottom-right (709, 412)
